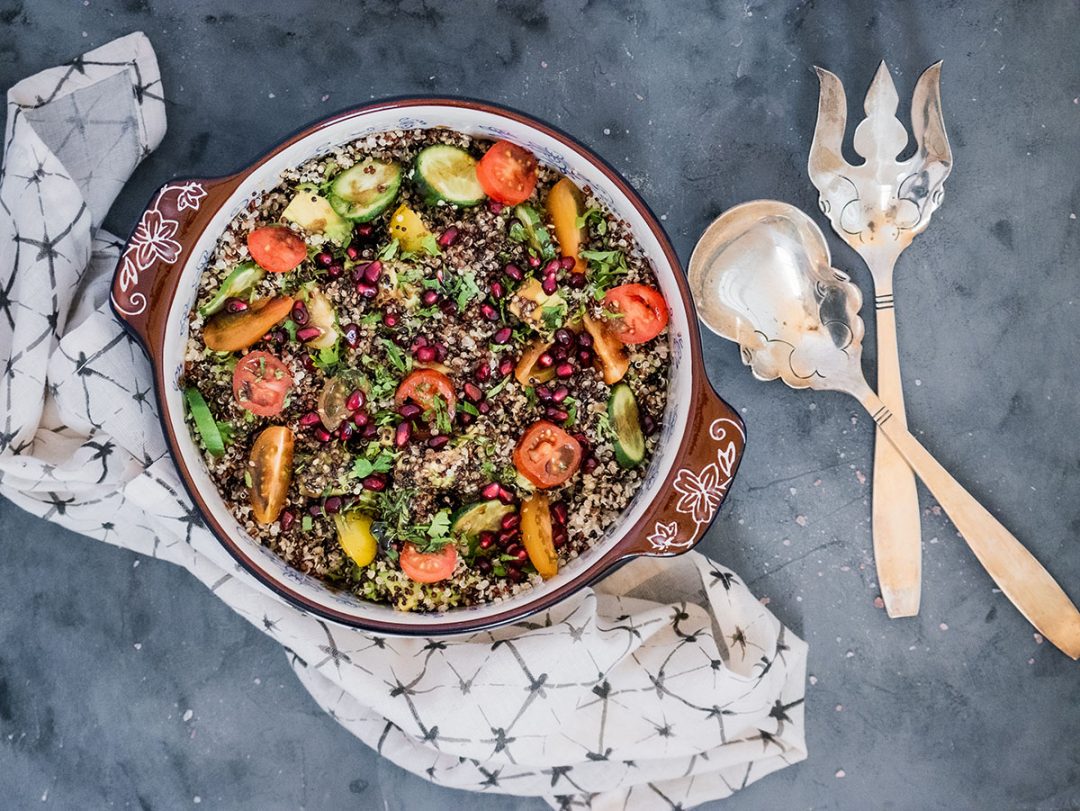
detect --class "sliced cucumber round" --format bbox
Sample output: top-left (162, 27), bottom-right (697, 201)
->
top-left (451, 499), bottom-right (514, 537)
top-left (607, 383), bottom-right (645, 468)
top-left (414, 144), bottom-right (486, 206)
top-left (329, 159), bottom-right (402, 222)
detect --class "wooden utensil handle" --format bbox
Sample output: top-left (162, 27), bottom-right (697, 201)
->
top-left (861, 391), bottom-right (1080, 659)
top-left (872, 301), bottom-right (923, 618)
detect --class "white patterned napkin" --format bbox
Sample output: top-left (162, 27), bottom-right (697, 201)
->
top-left (0, 33), bottom-right (808, 809)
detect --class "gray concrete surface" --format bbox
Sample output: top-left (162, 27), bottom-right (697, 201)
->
top-left (2, 1), bottom-right (1079, 808)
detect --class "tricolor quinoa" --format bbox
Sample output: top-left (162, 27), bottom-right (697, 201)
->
top-left (181, 128), bottom-right (671, 612)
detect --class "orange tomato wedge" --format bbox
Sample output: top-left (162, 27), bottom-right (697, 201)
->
top-left (203, 296), bottom-right (294, 352)
top-left (583, 313), bottom-right (629, 384)
top-left (521, 492), bottom-right (558, 579)
top-left (248, 425), bottom-right (294, 525)
top-left (545, 178), bottom-right (587, 275)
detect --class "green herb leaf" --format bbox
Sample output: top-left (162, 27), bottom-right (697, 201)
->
top-left (378, 239), bottom-right (400, 260)
top-left (487, 374), bottom-right (511, 398)
top-left (419, 234), bottom-right (442, 257)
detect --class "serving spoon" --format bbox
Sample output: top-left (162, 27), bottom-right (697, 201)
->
top-left (688, 200), bottom-right (1080, 659)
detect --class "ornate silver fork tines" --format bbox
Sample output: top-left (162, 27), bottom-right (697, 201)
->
top-left (808, 61), bottom-right (952, 619)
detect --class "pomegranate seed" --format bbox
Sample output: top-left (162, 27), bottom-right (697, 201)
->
top-left (382, 311), bottom-right (399, 328)
top-left (291, 301), bottom-right (309, 325)
top-left (399, 403), bottom-right (421, 419)
top-left (351, 262), bottom-right (370, 282)
top-left (493, 327), bottom-right (512, 345)
top-left (299, 411), bottom-right (321, 426)
top-left (545, 407), bottom-right (569, 423)
top-left (504, 541), bottom-right (522, 555)
top-left (415, 345), bottom-right (437, 363)
top-left (583, 456), bottom-right (599, 474)
top-left (346, 390), bottom-right (365, 411)
top-left (576, 330), bottom-right (593, 348)
top-left (537, 352), bottom-right (554, 369)
top-left (342, 322), bottom-right (360, 348)
top-left (362, 423), bottom-right (379, 439)
top-left (324, 496), bottom-right (343, 514)
top-left (315, 251), bottom-right (333, 267)
top-left (352, 410), bottom-right (370, 427)
top-left (478, 401), bottom-right (491, 414)
top-left (543, 259), bottom-right (561, 276)
top-left (552, 385), bottom-right (569, 403)
top-left (514, 548), bottom-right (529, 562)
top-left (314, 427), bottom-right (332, 443)
top-left (356, 281), bottom-right (378, 299)
top-left (551, 501), bottom-right (568, 526)
top-left (308, 504), bottom-right (323, 517)
top-left (460, 411), bottom-right (476, 426)
top-left (555, 362), bottom-right (574, 378)
top-left (354, 223), bottom-right (374, 239)
top-left (572, 432), bottom-right (589, 448)
top-left (411, 335), bottom-right (429, 351)
top-left (498, 358), bottom-right (514, 377)
top-left (279, 509), bottom-right (296, 531)
top-left (560, 255), bottom-right (577, 270)
top-left (428, 434), bottom-right (449, 450)
top-left (480, 303), bottom-right (499, 322)
top-left (437, 227), bottom-right (459, 248)
top-left (345, 245), bottom-right (359, 261)
top-left (578, 348), bottom-right (594, 366)
top-left (554, 328), bottom-right (574, 346)
top-left (364, 260), bottom-right (383, 284)
top-left (421, 289), bottom-right (439, 307)
top-left (536, 385), bottom-right (553, 402)
top-left (503, 263), bottom-right (524, 281)
top-left (478, 535), bottom-right (495, 551)
top-left (464, 382), bottom-right (483, 402)
top-left (337, 422), bottom-right (354, 442)
top-left (542, 275), bottom-right (559, 295)
top-left (268, 329), bottom-right (286, 345)
top-left (395, 422), bottom-right (411, 447)
top-left (552, 344), bottom-right (569, 360)
top-left (527, 254), bottom-right (542, 268)
top-left (475, 362), bottom-right (491, 382)
top-left (362, 475), bottom-right (387, 492)
top-left (553, 527), bottom-right (569, 547)
top-left (297, 326), bottom-right (323, 343)
top-left (480, 482), bottom-right (501, 500)
top-left (500, 513), bottom-right (521, 531)
top-left (567, 272), bottom-right (587, 289)
top-left (643, 413), bottom-right (658, 436)
top-left (440, 299), bottom-right (457, 316)
top-left (477, 557), bottom-right (493, 573)
top-left (497, 485), bottom-right (515, 504)
top-left (488, 199), bottom-right (504, 214)
top-left (224, 297), bottom-right (248, 313)
top-left (489, 280), bottom-right (505, 299)
top-left (434, 342), bottom-right (448, 361)
top-left (327, 262), bottom-right (345, 279)
top-left (302, 354), bottom-right (317, 373)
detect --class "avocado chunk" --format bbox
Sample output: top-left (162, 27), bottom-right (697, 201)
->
top-left (282, 191), bottom-right (353, 245)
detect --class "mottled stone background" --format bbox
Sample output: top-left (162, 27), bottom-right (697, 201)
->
top-left (1, 1), bottom-right (1078, 808)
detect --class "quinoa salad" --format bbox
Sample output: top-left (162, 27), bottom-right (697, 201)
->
top-left (181, 129), bottom-right (672, 612)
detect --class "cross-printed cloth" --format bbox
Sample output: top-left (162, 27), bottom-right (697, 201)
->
top-left (0, 34), bottom-right (808, 809)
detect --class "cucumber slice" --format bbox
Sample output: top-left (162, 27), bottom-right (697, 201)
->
top-left (414, 144), bottom-right (486, 206)
top-left (185, 387), bottom-right (225, 457)
top-left (329, 159), bottom-right (402, 222)
top-left (451, 500), bottom-right (514, 537)
top-left (607, 383), bottom-right (645, 468)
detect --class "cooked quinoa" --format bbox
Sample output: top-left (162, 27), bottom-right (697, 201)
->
top-left (181, 128), bottom-right (671, 612)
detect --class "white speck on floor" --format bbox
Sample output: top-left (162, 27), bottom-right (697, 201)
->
top-left (795, 515), bottom-right (807, 527)
top-left (182, 709), bottom-right (193, 722)
top-left (1033, 633), bottom-right (1043, 644)
top-left (835, 769), bottom-right (846, 778)
top-left (133, 643), bottom-right (142, 650)
top-left (939, 623), bottom-right (949, 631)
top-left (808, 675), bottom-right (817, 685)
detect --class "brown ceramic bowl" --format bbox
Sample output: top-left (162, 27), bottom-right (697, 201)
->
top-left (110, 98), bottom-right (745, 635)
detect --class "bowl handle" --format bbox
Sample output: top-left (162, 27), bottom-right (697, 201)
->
top-left (621, 379), bottom-right (746, 558)
top-left (110, 174), bottom-right (243, 358)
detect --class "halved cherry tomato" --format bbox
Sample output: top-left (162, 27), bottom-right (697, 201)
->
top-left (248, 425), bottom-right (294, 524)
top-left (400, 542), bottom-right (458, 583)
top-left (520, 492), bottom-right (558, 579)
top-left (514, 420), bottom-right (583, 489)
top-left (603, 284), bottom-right (669, 344)
top-left (247, 225), bottom-right (307, 273)
top-left (203, 296), bottom-right (294, 352)
top-left (233, 350), bottom-right (293, 417)
top-left (394, 369), bottom-right (457, 416)
top-left (476, 140), bottom-right (538, 205)
top-left (583, 313), bottom-right (629, 385)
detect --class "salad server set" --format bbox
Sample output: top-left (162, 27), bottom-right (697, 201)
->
top-left (689, 62), bottom-right (1080, 659)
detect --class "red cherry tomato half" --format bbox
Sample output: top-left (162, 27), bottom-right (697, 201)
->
top-left (513, 420), bottom-right (583, 489)
top-left (233, 350), bottom-right (293, 417)
top-left (476, 140), bottom-right (539, 205)
top-left (394, 369), bottom-right (457, 416)
top-left (603, 284), bottom-right (670, 344)
top-left (400, 542), bottom-right (458, 583)
top-left (247, 225), bottom-right (307, 273)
